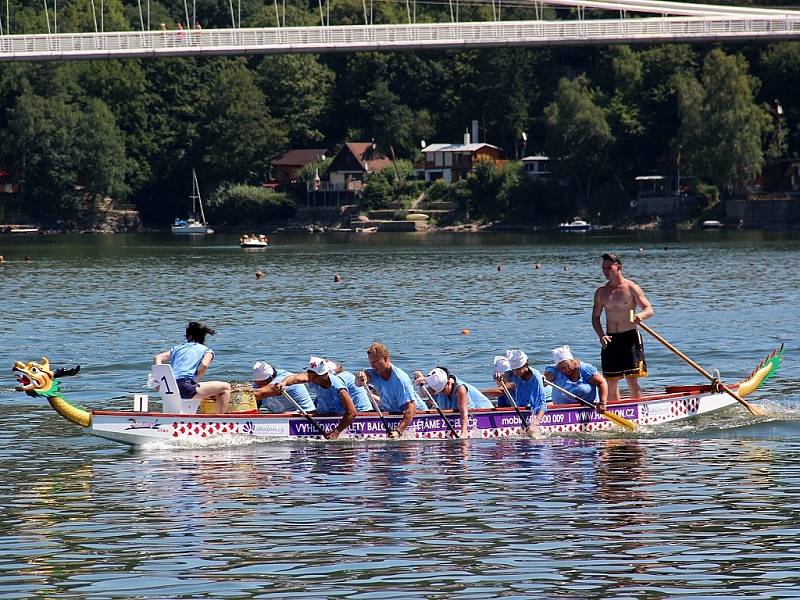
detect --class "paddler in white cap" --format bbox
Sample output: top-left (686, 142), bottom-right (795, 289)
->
top-left (493, 348), bottom-right (548, 430)
top-left (413, 366), bottom-right (493, 438)
top-left (277, 356), bottom-right (373, 439)
top-left (251, 360), bottom-right (315, 414)
top-left (543, 345), bottom-right (608, 412)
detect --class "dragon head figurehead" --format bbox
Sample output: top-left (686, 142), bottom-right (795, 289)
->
top-left (12, 358), bottom-right (80, 398)
top-left (13, 357), bottom-right (59, 397)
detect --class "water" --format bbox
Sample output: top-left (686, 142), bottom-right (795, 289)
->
top-left (1, 231), bottom-right (798, 598)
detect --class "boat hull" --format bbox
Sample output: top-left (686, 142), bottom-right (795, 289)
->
top-left (87, 387), bottom-right (738, 447)
top-left (172, 225), bottom-right (212, 234)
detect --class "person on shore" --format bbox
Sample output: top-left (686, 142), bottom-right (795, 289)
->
top-left (543, 345), bottom-right (608, 412)
top-left (251, 361), bottom-right (315, 413)
top-left (154, 321), bottom-right (231, 413)
top-left (592, 252), bottom-right (654, 402)
top-left (356, 342), bottom-right (426, 439)
top-left (493, 349), bottom-right (547, 433)
top-left (414, 367), bottom-right (493, 438)
top-left (276, 357), bottom-right (372, 439)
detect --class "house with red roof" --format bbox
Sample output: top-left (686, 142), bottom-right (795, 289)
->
top-left (324, 142), bottom-right (393, 191)
top-left (271, 148), bottom-right (328, 186)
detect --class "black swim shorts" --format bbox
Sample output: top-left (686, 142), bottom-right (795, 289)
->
top-left (601, 329), bottom-right (648, 379)
top-left (176, 377), bottom-right (199, 398)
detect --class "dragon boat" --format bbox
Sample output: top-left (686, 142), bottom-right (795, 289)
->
top-left (12, 346), bottom-right (783, 448)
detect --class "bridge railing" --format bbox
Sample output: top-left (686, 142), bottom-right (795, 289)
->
top-left (2, 16), bottom-right (800, 61)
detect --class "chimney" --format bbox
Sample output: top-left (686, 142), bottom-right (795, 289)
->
top-left (464, 129), bottom-right (471, 145)
top-left (472, 120), bottom-right (479, 144)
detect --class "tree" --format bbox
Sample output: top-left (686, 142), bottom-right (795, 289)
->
top-left (256, 54), bottom-right (335, 146)
top-left (198, 59), bottom-right (287, 184)
top-left (358, 80), bottom-right (432, 177)
top-left (7, 91), bottom-right (126, 221)
top-left (544, 76), bottom-right (613, 209)
top-left (676, 49), bottom-right (767, 194)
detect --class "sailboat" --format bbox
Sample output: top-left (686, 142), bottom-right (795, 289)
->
top-left (171, 170), bottom-right (214, 234)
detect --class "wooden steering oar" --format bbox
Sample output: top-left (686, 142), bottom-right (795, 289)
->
top-left (499, 379), bottom-right (535, 437)
top-left (545, 379), bottom-right (636, 431)
top-left (631, 311), bottom-right (766, 417)
top-left (281, 390), bottom-right (328, 437)
top-left (419, 384), bottom-right (461, 439)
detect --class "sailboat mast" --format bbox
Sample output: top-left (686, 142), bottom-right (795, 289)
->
top-left (193, 169), bottom-right (207, 226)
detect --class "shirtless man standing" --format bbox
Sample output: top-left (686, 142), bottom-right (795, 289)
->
top-left (592, 253), bottom-right (654, 402)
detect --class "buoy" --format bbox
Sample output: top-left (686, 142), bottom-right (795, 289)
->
top-left (534, 262), bottom-right (541, 270)
top-left (461, 329), bottom-right (470, 335)
top-left (334, 274), bottom-right (342, 282)
top-left (255, 271), bottom-right (264, 280)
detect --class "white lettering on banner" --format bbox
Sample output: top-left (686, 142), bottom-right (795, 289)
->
top-left (253, 422), bottom-right (289, 436)
top-left (500, 416), bottom-right (525, 426)
top-left (540, 413), bottom-right (565, 424)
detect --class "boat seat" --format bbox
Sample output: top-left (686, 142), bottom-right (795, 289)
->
top-left (151, 364), bottom-right (201, 414)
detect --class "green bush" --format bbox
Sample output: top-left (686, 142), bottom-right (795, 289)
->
top-left (207, 183), bottom-right (295, 225)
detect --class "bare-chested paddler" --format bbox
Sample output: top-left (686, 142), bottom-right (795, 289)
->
top-left (592, 253), bottom-right (654, 402)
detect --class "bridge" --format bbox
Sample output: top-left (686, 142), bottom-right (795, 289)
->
top-left (1, 0), bottom-right (799, 62)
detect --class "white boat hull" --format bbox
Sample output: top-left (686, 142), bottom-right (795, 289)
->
top-left (84, 387), bottom-right (739, 447)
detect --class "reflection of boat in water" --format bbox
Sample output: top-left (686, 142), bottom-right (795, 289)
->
top-left (12, 346), bottom-right (782, 448)
top-left (240, 234), bottom-right (269, 248)
top-left (172, 170), bottom-right (213, 234)
top-left (559, 218), bottom-right (592, 232)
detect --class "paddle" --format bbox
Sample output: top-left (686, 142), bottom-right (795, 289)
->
top-left (281, 390), bottom-right (328, 437)
top-left (631, 311), bottom-right (766, 417)
top-left (419, 384), bottom-right (461, 439)
top-left (498, 379), bottom-right (536, 437)
top-left (545, 379), bottom-right (636, 431)
top-left (359, 377), bottom-right (395, 438)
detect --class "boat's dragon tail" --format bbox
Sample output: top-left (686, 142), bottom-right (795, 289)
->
top-left (737, 343), bottom-right (784, 397)
top-left (12, 357), bottom-right (91, 428)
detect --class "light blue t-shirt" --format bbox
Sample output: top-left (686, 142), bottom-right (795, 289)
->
top-left (545, 362), bottom-right (599, 405)
top-left (365, 364), bottom-right (426, 413)
top-left (169, 342), bottom-right (213, 379)
top-left (498, 368), bottom-right (547, 413)
top-left (256, 369), bottom-right (315, 413)
top-left (310, 372), bottom-right (373, 414)
top-left (432, 377), bottom-right (494, 410)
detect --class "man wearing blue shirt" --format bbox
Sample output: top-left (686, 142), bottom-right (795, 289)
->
top-left (357, 342), bottom-right (425, 439)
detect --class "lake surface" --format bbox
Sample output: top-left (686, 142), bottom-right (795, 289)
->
top-left (1, 231), bottom-right (798, 598)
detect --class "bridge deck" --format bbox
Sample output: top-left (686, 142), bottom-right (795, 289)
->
top-left (2, 16), bottom-right (800, 62)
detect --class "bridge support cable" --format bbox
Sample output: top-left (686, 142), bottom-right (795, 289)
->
top-left (90, 0), bottom-right (98, 32)
top-left (42, 0), bottom-right (51, 35)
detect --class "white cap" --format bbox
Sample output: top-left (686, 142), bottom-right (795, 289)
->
top-left (551, 345), bottom-right (574, 365)
top-left (493, 355), bottom-right (511, 374)
top-left (308, 356), bottom-right (333, 376)
top-left (424, 368), bottom-right (448, 393)
top-left (252, 361), bottom-right (275, 381)
top-left (506, 349), bottom-right (528, 370)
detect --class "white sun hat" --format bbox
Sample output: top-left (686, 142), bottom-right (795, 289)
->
top-left (551, 345), bottom-right (574, 365)
top-left (308, 356), bottom-right (333, 375)
top-left (493, 355), bottom-right (511, 374)
top-left (506, 349), bottom-right (528, 370)
top-left (252, 361), bottom-right (275, 381)
top-left (424, 368), bottom-right (448, 393)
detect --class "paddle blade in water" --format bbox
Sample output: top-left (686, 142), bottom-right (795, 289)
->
top-left (737, 343), bottom-right (784, 397)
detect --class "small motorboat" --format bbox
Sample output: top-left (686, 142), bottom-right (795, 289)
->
top-left (559, 218), bottom-right (592, 232)
top-left (240, 234), bottom-right (269, 248)
top-left (701, 220), bottom-right (723, 229)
